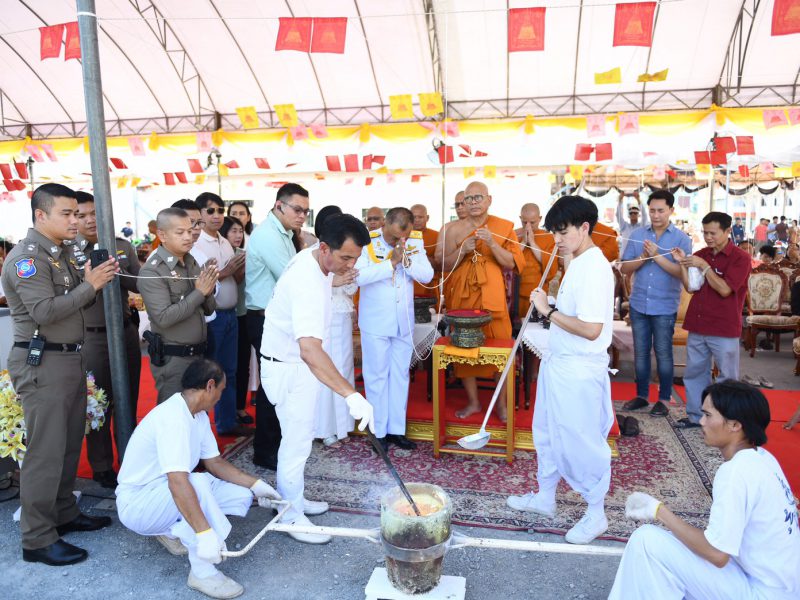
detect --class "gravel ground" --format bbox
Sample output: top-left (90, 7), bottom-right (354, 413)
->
top-left (0, 477), bottom-right (623, 600)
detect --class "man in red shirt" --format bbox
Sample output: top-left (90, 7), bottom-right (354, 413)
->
top-left (753, 218), bottom-right (768, 251)
top-left (671, 212), bottom-right (750, 428)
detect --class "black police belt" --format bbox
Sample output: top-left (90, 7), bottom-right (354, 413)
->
top-left (14, 341), bottom-right (82, 353)
top-left (163, 342), bottom-right (208, 357)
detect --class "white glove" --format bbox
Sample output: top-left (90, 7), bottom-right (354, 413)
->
top-left (250, 479), bottom-right (281, 501)
top-left (345, 392), bottom-right (375, 433)
top-left (195, 528), bottom-right (224, 564)
top-left (687, 266), bottom-right (704, 292)
top-left (625, 492), bottom-right (662, 521)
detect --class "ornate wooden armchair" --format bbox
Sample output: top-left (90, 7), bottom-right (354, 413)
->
top-left (745, 265), bottom-right (800, 357)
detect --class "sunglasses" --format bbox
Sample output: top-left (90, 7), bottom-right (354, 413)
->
top-left (204, 207), bottom-right (225, 215)
top-left (454, 201), bottom-right (465, 208)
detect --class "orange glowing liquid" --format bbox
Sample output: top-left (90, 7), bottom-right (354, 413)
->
top-left (391, 494), bottom-right (442, 517)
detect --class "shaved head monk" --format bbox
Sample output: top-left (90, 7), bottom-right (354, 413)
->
top-left (454, 191), bottom-right (467, 220)
top-left (365, 207), bottom-right (384, 232)
top-left (517, 203), bottom-right (557, 318)
top-left (439, 181), bottom-right (525, 421)
top-left (410, 204), bottom-right (440, 298)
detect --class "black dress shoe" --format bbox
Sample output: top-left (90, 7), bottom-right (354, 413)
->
top-left (56, 513), bottom-right (112, 536)
top-left (649, 401), bottom-right (669, 416)
top-left (23, 539), bottom-right (88, 566)
top-left (217, 424), bottom-right (255, 438)
top-left (92, 470), bottom-right (118, 489)
top-left (622, 397), bottom-right (649, 411)
top-left (253, 454), bottom-right (278, 471)
top-left (387, 434), bottom-right (417, 450)
top-left (237, 412), bottom-right (255, 425)
top-left (371, 436), bottom-right (390, 454)
top-left (673, 417), bottom-right (701, 429)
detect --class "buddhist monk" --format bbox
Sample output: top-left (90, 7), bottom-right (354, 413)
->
top-left (365, 206), bottom-right (384, 232)
top-left (591, 221), bottom-right (620, 262)
top-left (440, 181), bottom-right (525, 421)
top-left (411, 204), bottom-right (440, 298)
top-left (516, 203), bottom-right (557, 318)
top-left (454, 190), bottom-right (468, 220)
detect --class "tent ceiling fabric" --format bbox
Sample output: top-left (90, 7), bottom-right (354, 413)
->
top-left (0, 0), bottom-right (799, 139)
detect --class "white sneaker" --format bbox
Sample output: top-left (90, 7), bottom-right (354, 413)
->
top-left (506, 492), bottom-right (556, 517)
top-left (565, 512), bottom-right (608, 545)
top-left (303, 497), bottom-right (329, 516)
top-left (155, 534), bottom-right (187, 556)
top-left (283, 513), bottom-right (331, 545)
top-left (187, 571), bottom-right (244, 599)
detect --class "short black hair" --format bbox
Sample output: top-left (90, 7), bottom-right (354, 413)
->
top-left (735, 216), bottom-right (742, 221)
top-left (31, 183), bottom-right (77, 224)
top-left (701, 211), bottom-right (732, 230)
top-left (227, 201), bottom-right (253, 235)
top-left (75, 191), bottom-right (94, 204)
top-left (276, 183), bottom-right (309, 204)
top-left (759, 245), bottom-right (776, 259)
top-left (314, 205), bottom-right (343, 238)
top-left (156, 207), bottom-right (189, 230)
top-left (319, 214), bottom-right (370, 251)
top-left (172, 199), bottom-right (200, 212)
top-left (702, 380), bottom-right (770, 446)
top-left (219, 216), bottom-right (244, 244)
top-left (195, 192), bottom-right (224, 209)
top-left (647, 189), bottom-right (674, 208)
top-left (181, 358), bottom-right (225, 390)
top-left (780, 216), bottom-right (786, 221)
top-left (544, 195), bottom-right (598, 234)
top-left (385, 207), bottom-right (413, 227)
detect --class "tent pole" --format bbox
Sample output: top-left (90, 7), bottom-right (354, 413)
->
top-left (77, 0), bottom-right (135, 459)
top-left (725, 167), bottom-right (731, 215)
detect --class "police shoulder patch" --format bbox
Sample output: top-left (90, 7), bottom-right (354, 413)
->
top-left (15, 257), bottom-right (36, 279)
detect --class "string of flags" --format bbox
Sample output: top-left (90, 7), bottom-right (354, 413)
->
top-left (39, 22), bottom-right (81, 61)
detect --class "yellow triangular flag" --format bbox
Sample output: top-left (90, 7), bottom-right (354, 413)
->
top-left (218, 164), bottom-right (229, 177)
top-left (564, 173), bottom-right (575, 184)
top-left (594, 67), bottom-right (622, 85)
top-left (375, 166), bottom-right (389, 174)
top-left (483, 165), bottom-right (496, 179)
top-left (695, 164), bottom-right (711, 176)
top-left (236, 106), bottom-right (260, 130)
top-left (274, 104), bottom-right (298, 128)
top-left (418, 92), bottom-right (443, 117)
top-left (389, 95), bottom-right (414, 120)
top-left (148, 132), bottom-right (160, 151)
top-left (194, 174), bottom-right (206, 185)
top-left (547, 172), bottom-right (556, 183)
top-left (569, 165), bottom-right (584, 180)
top-left (775, 167), bottom-right (792, 178)
top-left (130, 177), bottom-right (141, 188)
top-left (637, 68), bottom-right (669, 83)
top-left (117, 176), bottom-right (128, 189)
top-left (463, 166), bottom-right (476, 179)
top-left (212, 129), bottom-right (224, 147)
top-left (792, 163), bottom-right (800, 177)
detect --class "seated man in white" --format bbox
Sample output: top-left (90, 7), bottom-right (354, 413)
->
top-left (610, 380), bottom-right (800, 600)
top-left (116, 358), bottom-right (280, 600)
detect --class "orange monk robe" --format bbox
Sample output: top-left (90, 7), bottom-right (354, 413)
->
top-left (446, 215), bottom-right (526, 378)
top-left (518, 229), bottom-right (557, 318)
top-left (413, 227), bottom-right (440, 298)
top-left (592, 222), bottom-right (619, 262)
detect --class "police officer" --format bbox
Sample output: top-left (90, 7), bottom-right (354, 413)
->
top-left (138, 207), bottom-right (217, 404)
top-left (1, 183), bottom-right (118, 565)
top-left (74, 192), bottom-right (141, 489)
top-left (356, 207), bottom-right (433, 451)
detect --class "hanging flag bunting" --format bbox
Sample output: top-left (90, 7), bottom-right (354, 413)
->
top-left (792, 162), bottom-right (800, 176)
top-left (2, 179), bottom-right (14, 192)
top-left (463, 167), bottom-right (476, 179)
top-left (364, 177), bottom-right (374, 186)
top-left (386, 173), bottom-right (396, 184)
top-left (218, 164), bottom-right (230, 177)
top-left (274, 104), bottom-right (299, 128)
top-left (714, 137), bottom-right (736, 154)
top-left (39, 24), bottom-right (64, 60)
top-left (568, 165), bottom-right (584, 180)
top-left (653, 166), bottom-right (666, 180)
top-left (442, 120), bottom-right (460, 137)
top-left (419, 92), bottom-right (443, 117)
top-left (710, 150), bottom-right (728, 165)
top-left (25, 145), bottom-right (44, 162)
top-left (117, 176), bottom-right (129, 189)
top-left (760, 162), bottom-right (775, 176)
top-left (389, 95), bottom-right (414, 120)
top-left (438, 145), bottom-right (454, 164)
top-left (375, 166), bottom-right (389, 174)
top-left (164, 173), bottom-right (176, 186)
top-left (236, 106), bottom-right (260, 129)
top-left (224, 160), bottom-right (239, 169)
top-left (110, 157), bottom-right (128, 170)
top-left (326, 156), bottom-right (341, 172)
top-left (311, 17), bottom-right (347, 53)
top-left (458, 144), bottom-right (472, 157)
top-left (64, 22), bottom-right (81, 60)
top-left (474, 150), bottom-right (488, 158)
top-left (371, 155), bottom-right (385, 166)
top-left (314, 173), bottom-right (325, 180)
top-left (130, 176), bottom-right (141, 187)
top-left (128, 136), bottom-right (145, 156)
top-left (772, 0), bottom-right (800, 36)
top-left (507, 7), bottom-right (546, 52)
top-left (175, 172), bottom-right (188, 184)
top-left (276, 17), bottom-right (312, 51)
top-left (0, 165), bottom-right (11, 179)
top-left (637, 68), bottom-right (668, 82)
top-left (39, 143), bottom-right (57, 161)
top-left (245, 181), bottom-right (254, 188)
top-left (694, 151), bottom-right (712, 165)
top-left (193, 175), bottom-right (205, 185)
top-left (574, 144), bottom-right (593, 161)
top-left (586, 115), bottom-right (606, 138)
top-left (196, 131), bottom-right (213, 153)
top-left (594, 67), bottom-right (622, 85)
top-left (738, 165), bottom-right (750, 177)
top-left (344, 178), bottom-right (354, 185)
top-left (289, 125), bottom-right (308, 141)
top-left (187, 159), bottom-right (204, 174)
top-left (484, 166), bottom-right (496, 178)
top-left (411, 175), bottom-right (422, 183)
top-left (362, 155), bottom-right (373, 170)
top-left (613, 2), bottom-right (656, 47)
top-left (344, 154), bottom-right (360, 172)
top-left (735, 136), bottom-right (755, 155)
top-left (762, 109), bottom-right (788, 129)
top-left (309, 123), bottom-right (328, 138)
top-left (255, 158), bottom-right (270, 169)
top-left (787, 107), bottom-right (800, 125)
top-left (14, 162), bottom-right (28, 179)
top-left (618, 113), bottom-right (640, 135)
top-left (775, 166), bottom-right (792, 178)
top-left (148, 132), bottom-right (160, 151)
top-left (595, 143), bottom-right (613, 162)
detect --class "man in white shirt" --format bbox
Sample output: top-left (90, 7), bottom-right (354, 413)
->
top-left (194, 192), bottom-right (248, 437)
top-left (610, 380), bottom-right (799, 599)
top-left (116, 358), bottom-right (281, 600)
top-left (356, 207), bottom-right (433, 452)
top-left (507, 195), bottom-right (615, 545)
top-left (260, 214), bottom-right (375, 545)
top-left (616, 191), bottom-right (648, 257)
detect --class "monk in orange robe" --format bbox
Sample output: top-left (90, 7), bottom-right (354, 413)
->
top-left (411, 203), bottom-right (440, 299)
top-left (439, 181), bottom-right (525, 421)
top-left (516, 203), bottom-right (557, 318)
top-left (591, 221), bottom-right (619, 262)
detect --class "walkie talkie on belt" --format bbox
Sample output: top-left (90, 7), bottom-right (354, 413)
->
top-left (27, 330), bottom-right (46, 366)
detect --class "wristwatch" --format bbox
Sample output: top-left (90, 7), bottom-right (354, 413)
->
top-left (546, 307), bottom-right (558, 320)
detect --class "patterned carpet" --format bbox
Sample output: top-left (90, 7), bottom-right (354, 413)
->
top-left (226, 402), bottom-right (719, 542)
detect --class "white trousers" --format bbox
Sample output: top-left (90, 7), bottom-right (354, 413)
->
top-left (360, 331), bottom-right (413, 438)
top-left (533, 354), bottom-right (613, 506)
top-left (261, 360), bottom-right (320, 523)
top-left (608, 525), bottom-right (786, 600)
top-left (116, 472), bottom-right (252, 577)
top-left (314, 312), bottom-right (355, 440)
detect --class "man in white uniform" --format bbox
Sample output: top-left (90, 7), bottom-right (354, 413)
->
top-left (507, 195), bottom-right (615, 545)
top-left (260, 214), bottom-right (375, 544)
top-left (357, 207), bottom-right (433, 452)
top-left (116, 359), bottom-right (281, 599)
top-left (610, 380), bottom-right (799, 599)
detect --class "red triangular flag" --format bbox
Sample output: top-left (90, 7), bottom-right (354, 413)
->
top-left (474, 150), bottom-right (488, 157)
top-left (365, 177), bottom-right (374, 186)
top-left (458, 144), bottom-right (472, 157)
top-left (508, 7), bottom-right (546, 52)
top-left (710, 150), bottom-right (728, 165)
top-left (738, 165), bottom-right (750, 177)
top-left (255, 158), bottom-right (270, 169)
top-left (39, 24), bottom-right (64, 60)
top-left (438, 145), bottom-right (454, 164)
top-left (276, 17), bottom-right (312, 52)
top-left (224, 160), bottom-right (240, 169)
top-left (0, 165), bottom-right (11, 180)
top-left (362, 155), bottom-right (373, 170)
top-left (411, 175), bottom-right (422, 183)
top-left (714, 136), bottom-right (735, 154)
top-left (694, 151), bottom-right (712, 165)
top-left (187, 159), bottom-right (204, 174)
top-left (371, 155), bottom-right (385, 166)
top-left (164, 173), bottom-right (176, 186)
top-left (64, 22), bottom-right (81, 60)
top-left (175, 172), bottom-right (188, 184)
top-left (736, 136), bottom-right (755, 155)
top-left (14, 162), bottom-right (28, 179)
top-left (574, 144), bottom-right (593, 161)
top-left (311, 17), bottom-right (347, 54)
top-left (110, 157), bottom-right (128, 170)
top-left (595, 143), bottom-right (613, 162)
top-left (344, 154), bottom-right (359, 172)
top-left (772, 0), bottom-right (800, 36)
top-left (613, 2), bottom-right (656, 47)
top-left (2, 179), bottom-right (14, 191)
top-left (13, 180), bottom-right (26, 191)
top-left (326, 156), bottom-right (341, 172)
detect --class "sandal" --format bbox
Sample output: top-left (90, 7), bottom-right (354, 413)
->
top-left (742, 374), bottom-right (759, 386)
top-left (758, 376), bottom-right (774, 389)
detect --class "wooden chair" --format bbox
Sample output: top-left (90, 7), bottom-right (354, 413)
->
top-left (745, 265), bottom-right (800, 357)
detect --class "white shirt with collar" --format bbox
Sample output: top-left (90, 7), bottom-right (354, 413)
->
top-left (193, 229), bottom-right (237, 310)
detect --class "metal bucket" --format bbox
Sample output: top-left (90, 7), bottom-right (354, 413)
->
top-left (380, 483), bottom-right (452, 594)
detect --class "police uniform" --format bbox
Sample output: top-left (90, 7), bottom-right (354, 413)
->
top-left (1, 228), bottom-right (97, 550)
top-left (72, 236), bottom-right (141, 475)
top-left (356, 230), bottom-right (433, 438)
top-left (138, 246), bottom-right (215, 404)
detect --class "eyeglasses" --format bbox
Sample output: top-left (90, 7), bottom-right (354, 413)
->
top-left (284, 202), bottom-right (310, 216)
top-left (190, 219), bottom-right (206, 229)
top-left (463, 194), bottom-right (484, 205)
top-left (366, 216), bottom-right (383, 221)
top-left (454, 201), bottom-right (465, 208)
top-left (204, 207), bottom-right (225, 215)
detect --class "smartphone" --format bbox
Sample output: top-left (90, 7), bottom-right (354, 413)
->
top-left (89, 248), bottom-right (110, 268)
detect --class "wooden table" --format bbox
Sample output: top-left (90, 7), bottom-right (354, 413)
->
top-left (432, 337), bottom-right (516, 463)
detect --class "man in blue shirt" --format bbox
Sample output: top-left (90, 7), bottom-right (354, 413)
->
top-left (620, 190), bottom-right (692, 416)
top-left (731, 217), bottom-right (745, 245)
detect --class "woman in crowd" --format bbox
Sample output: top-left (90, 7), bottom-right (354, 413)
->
top-left (227, 202), bottom-right (253, 246)
top-left (220, 216), bottom-right (253, 425)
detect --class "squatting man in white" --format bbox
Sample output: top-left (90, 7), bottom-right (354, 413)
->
top-left (610, 380), bottom-right (799, 599)
top-left (507, 195), bottom-right (615, 545)
top-left (259, 214), bottom-right (375, 545)
top-left (116, 358), bottom-right (281, 599)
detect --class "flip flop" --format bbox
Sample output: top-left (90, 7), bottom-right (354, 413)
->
top-left (758, 376), bottom-right (774, 389)
top-left (742, 374), bottom-right (760, 386)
